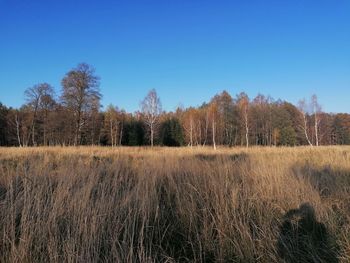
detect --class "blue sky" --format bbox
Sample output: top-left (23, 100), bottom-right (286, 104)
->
top-left (0, 0), bottom-right (349, 113)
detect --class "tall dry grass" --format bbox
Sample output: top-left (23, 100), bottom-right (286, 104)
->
top-left (0, 146), bottom-right (349, 262)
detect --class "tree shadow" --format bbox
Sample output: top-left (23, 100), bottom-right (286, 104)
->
top-left (292, 163), bottom-right (350, 198)
top-left (277, 203), bottom-right (339, 263)
top-left (194, 153), bottom-right (248, 162)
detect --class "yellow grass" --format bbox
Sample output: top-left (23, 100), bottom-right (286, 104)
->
top-left (0, 146), bottom-right (349, 262)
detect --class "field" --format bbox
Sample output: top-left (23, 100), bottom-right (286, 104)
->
top-left (0, 146), bottom-right (349, 262)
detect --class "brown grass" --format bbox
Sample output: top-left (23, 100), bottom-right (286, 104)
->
top-left (0, 146), bottom-right (349, 262)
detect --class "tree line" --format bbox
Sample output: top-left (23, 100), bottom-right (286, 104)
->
top-left (1, 63), bottom-right (349, 147)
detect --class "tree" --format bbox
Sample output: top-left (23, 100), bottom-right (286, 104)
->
top-left (281, 102), bottom-right (303, 144)
top-left (332, 114), bottom-right (350, 145)
top-left (270, 101), bottom-right (298, 146)
top-left (208, 102), bottom-right (218, 150)
top-left (24, 83), bottom-right (55, 146)
top-left (51, 104), bottom-right (76, 145)
top-left (298, 99), bottom-right (313, 146)
top-left (210, 91), bottom-right (237, 146)
top-left (297, 95), bottom-right (322, 146)
top-left (4, 108), bottom-right (20, 146)
top-left (0, 103), bottom-right (9, 146)
top-left (104, 105), bottom-right (125, 146)
top-left (237, 92), bottom-right (250, 147)
top-left (311, 94), bottom-right (321, 146)
top-left (198, 105), bottom-right (210, 146)
top-left (181, 108), bottom-right (197, 147)
top-left (317, 112), bottom-right (332, 145)
top-left (2, 78), bottom-right (345, 148)
top-left (122, 118), bottom-right (145, 146)
top-left (279, 126), bottom-right (297, 146)
top-left (61, 63), bottom-right (101, 146)
top-left (84, 97), bottom-right (103, 145)
top-left (38, 85), bottom-right (56, 145)
top-left (159, 118), bottom-right (184, 146)
top-left (140, 89), bottom-right (162, 147)
top-left (250, 94), bottom-right (273, 146)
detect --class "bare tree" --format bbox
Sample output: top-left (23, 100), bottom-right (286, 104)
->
top-left (298, 99), bottom-right (313, 146)
top-left (311, 94), bottom-right (321, 146)
top-left (8, 108), bottom-right (30, 147)
top-left (203, 107), bottom-right (209, 146)
top-left (39, 85), bottom-right (56, 145)
top-left (237, 92), bottom-right (250, 147)
top-left (141, 89), bottom-right (162, 147)
top-left (61, 63), bottom-right (101, 146)
top-left (105, 105), bottom-right (124, 147)
top-left (297, 95), bottom-right (321, 146)
top-left (15, 113), bottom-right (22, 147)
top-left (208, 102), bottom-right (218, 150)
top-left (24, 83), bottom-right (55, 146)
top-left (182, 108), bottom-right (197, 147)
top-left (210, 91), bottom-right (236, 146)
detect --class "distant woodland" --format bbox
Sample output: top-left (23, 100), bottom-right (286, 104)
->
top-left (1, 63), bottom-right (349, 147)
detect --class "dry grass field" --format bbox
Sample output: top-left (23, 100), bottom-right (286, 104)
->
top-left (0, 146), bottom-right (349, 262)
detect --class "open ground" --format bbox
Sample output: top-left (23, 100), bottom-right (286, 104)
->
top-left (0, 146), bottom-right (349, 262)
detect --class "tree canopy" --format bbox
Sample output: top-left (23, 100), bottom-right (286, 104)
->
top-left (1, 63), bottom-right (349, 147)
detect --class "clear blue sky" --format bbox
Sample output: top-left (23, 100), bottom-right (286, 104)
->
top-left (0, 0), bottom-right (349, 113)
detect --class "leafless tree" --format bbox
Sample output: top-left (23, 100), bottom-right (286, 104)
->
top-left (105, 105), bottom-right (124, 147)
top-left (182, 108), bottom-right (197, 147)
top-left (15, 113), bottom-right (22, 147)
top-left (208, 102), bottom-right (218, 150)
top-left (24, 83), bottom-right (55, 146)
top-left (311, 94), bottom-right (321, 146)
top-left (141, 89), bottom-right (162, 147)
top-left (237, 92), bottom-right (250, 147)
top-left (61, 63), bottom-right (101, 146)
top-left (39, 85), bottom-right (56, 145)
top-left (298, 99), bottom-right (313, 146)
top-left (298, 95), bottom-right (321, 147)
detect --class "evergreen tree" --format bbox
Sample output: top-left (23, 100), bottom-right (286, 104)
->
top-left (160, 118), bottom-right (184, 146)
top-left (0, 103), bottom-right (9, 146)
top-left (123, 120), bottom-right (145, 146)
top-left (279, 126), bottom-right (297, 146)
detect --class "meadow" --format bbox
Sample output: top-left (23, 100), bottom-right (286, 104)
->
top-left (0, 146), bottom-right (349, 262)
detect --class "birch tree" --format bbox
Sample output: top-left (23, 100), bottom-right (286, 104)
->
top-left (298, 99), bottom-right (313, 146)
top-left (311, 94), bottom-right (321, 146)
top-left (182, 108), bottom-right (197, 147)
top-left (237, 92), bottom-right (250, 147)
top-left (141, 89), bottom-right (162, 147)
top-left (105, 105), bottom-right (124, 147)
top-left (208, 102), bottom-right (218, 150)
